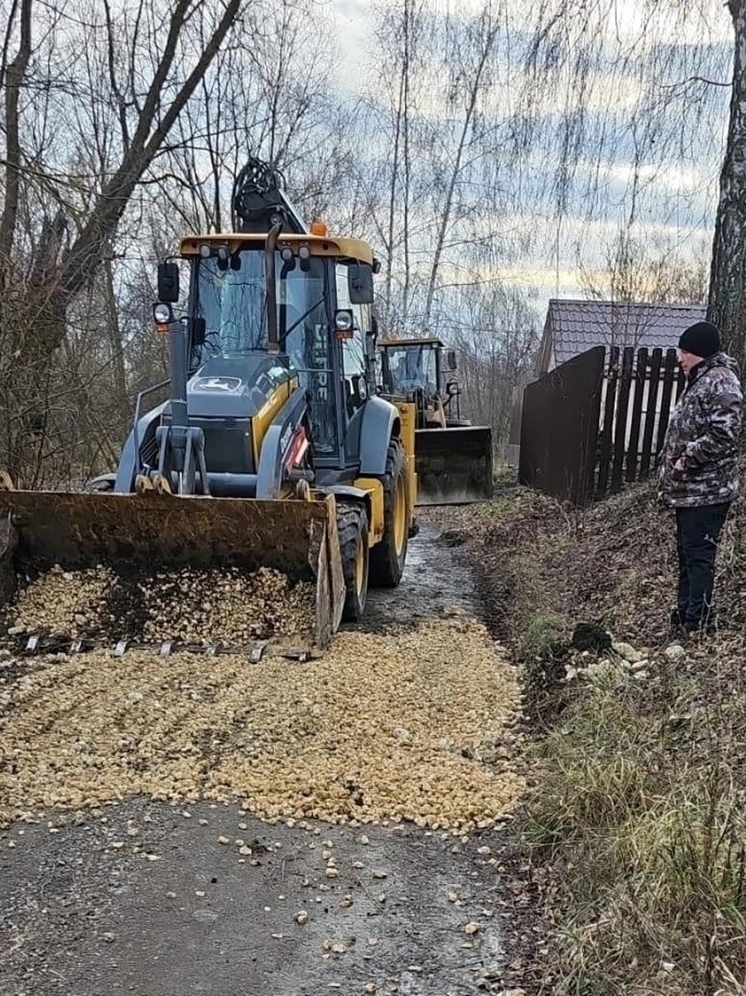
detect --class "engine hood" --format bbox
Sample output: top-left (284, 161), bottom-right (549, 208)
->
top-left (187, 353), bottom-right (296, 418)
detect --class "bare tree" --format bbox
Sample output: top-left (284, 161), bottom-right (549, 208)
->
top-left (160, 0), bottom-right (345, 234)
top-left (579, 231), bottom-right (709, 305)
top-left (0, 0), bottom-right (243, 481)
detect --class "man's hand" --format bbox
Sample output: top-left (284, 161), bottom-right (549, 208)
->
top-left (673, 456), bottom-right (686, 473)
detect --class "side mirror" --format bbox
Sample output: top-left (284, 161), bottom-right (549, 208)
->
top-left (348, 263), bottom-right (374, 305)
top-left (446, 379), bottom-right (461, 397)
top-left (446, 349), bottom-right (458, 372)
top-left (157, 260), bottom-right (180, 303)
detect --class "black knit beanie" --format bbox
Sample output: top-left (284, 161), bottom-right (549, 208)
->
top-left (678, 320), bottom-right (720, 359)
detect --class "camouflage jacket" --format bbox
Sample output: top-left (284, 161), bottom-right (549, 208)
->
top-left (659, 352), bottom-right (742, 508)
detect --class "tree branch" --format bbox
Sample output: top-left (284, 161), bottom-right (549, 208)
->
top-left (61, 0), bottom-right (243, 298)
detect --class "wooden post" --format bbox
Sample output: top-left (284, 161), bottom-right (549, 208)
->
top-left (625, 347), bottom-right (647, 483)
top-left (610, 347), bottom-right (634, 493)
top-left (639, 348), bottom-right (663, 479)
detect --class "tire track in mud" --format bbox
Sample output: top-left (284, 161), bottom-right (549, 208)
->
top-left (356, 523), bottom-right (479, 633)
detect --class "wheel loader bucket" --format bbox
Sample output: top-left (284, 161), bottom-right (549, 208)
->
top-left (0, 490), bottom-right (346, 649)
top-left (414, 426), bottom-right (493, 505)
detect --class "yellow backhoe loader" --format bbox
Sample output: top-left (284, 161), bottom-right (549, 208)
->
top-left (0, 160), bottom-right (416, 651)
top-left (378, 337), bottom-right (492, 505)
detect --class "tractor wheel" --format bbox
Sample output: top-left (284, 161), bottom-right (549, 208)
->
top-left (338, 502), bottom-right (369, 622)
top-left (369, 438), bottom-right (409, 588)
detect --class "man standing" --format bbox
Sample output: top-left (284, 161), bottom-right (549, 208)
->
top-left (659, 321), bottom-right (742, 636)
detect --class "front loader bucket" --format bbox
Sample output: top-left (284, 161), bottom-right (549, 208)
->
top-left (414, 426), bottom-right (494, 505)
top-left (0, 490), bottom-right (345, 649)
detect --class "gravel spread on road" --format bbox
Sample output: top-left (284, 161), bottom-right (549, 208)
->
top-left (0, 617), bottom-right (524, 831)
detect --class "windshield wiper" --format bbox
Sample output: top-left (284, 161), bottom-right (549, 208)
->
top-left (279, 297), bottom-right (325, 346)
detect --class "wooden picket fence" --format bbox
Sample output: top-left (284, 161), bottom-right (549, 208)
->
top-left (519, 345), bottom-right (685, 504)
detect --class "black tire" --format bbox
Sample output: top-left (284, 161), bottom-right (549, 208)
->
top-left (85, 476), bottom-right (114, 493)
top-left (369, 439), bottom-right (409, 588)
top-left (338, 502), bottom-right (369, 622)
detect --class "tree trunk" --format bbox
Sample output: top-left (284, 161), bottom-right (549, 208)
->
top-left (0, 0), bottom-right (32, 279)
top-left (0, 0), bottom-right (242, 483)
top-left (708, 0), bottom-right (746, 369)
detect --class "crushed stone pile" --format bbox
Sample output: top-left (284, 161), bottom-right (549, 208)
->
top-left (4, 564), bottom-right (316, 646)
top-left (8, 565), bottom-right (116, 640)
top-left (0, 617), bottom-right (524, 831)
top-left (140, 566), bottom-right (315, 645)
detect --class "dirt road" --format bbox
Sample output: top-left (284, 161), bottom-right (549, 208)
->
top-left (0, 521), bottom-right (524, 996)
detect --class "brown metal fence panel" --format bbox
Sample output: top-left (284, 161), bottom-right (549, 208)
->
top-left (521, 345), bottom-right (681, 505)
top-left (639, 347), bottom-right (663, 479)
top-left (519, 347), bottom-right (605, 505)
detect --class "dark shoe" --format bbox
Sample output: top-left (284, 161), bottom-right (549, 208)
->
top-left (668, 609), bottom-right (688, 640)
top-left (684, 619), bottom-right (718, 638)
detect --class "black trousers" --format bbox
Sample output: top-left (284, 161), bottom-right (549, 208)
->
top-left (676, 503), bottom-right (730, 631)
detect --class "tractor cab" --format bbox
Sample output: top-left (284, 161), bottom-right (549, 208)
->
top-left (378, 335), bottom-right (493, 506)
top-left (175, 231), bottom-right (380, 479)
top-left (378, 337), bottom-right (464, 429)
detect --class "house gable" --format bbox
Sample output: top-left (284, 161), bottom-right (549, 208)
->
top-left (539, 299), bottom-right (707, 374)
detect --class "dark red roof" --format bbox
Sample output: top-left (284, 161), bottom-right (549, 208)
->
top-left (546, 299), bottom-right (706, 367)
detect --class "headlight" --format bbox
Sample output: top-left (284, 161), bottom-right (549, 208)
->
top-left (153, 303), bottom-right (173, 325)
top-left (335, 310), bottom-right (353, 331)
top-left (334, 309), bottom-right (354, 339)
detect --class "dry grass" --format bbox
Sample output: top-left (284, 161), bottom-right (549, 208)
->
top-left (439, 481), bottom-right (746, 996)
top-left (524, 650), bottom-right (746, 995)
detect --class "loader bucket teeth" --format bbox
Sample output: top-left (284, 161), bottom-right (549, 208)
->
top-left (135, 474), bottom-right (154, 493)
top-left (0, 490), bottom-right (346, 649)
top-left (153, 474), bottom-right (172, 495)
top-left (414, 427), bottom-right (493, 505)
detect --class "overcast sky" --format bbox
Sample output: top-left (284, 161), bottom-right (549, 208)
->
top-left (324, 0), bottom-right (733, 312)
